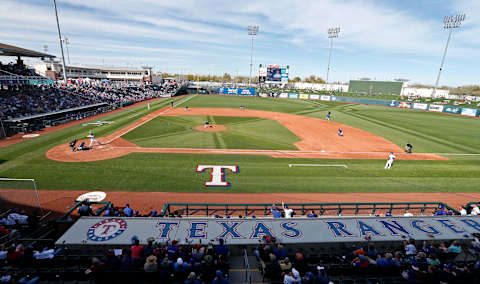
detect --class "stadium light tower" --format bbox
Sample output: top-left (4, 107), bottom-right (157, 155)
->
top-left (326, 27), bottom-right (340, 87)
top-left (432, 13), bottom-right (466, 97)
top-left (53, 0), bottom-right (68, 82)
top-left (248, 25), bottom-right (259, 85)
top-left (62, 37), bottom-right (71, 64)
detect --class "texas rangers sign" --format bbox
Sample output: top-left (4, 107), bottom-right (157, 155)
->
top-left (57, 216), bottom-right (480, 246)
top-left (87, 218), bottom-right (127, 242)
top-left (196, 165), bottom-right (239, 187)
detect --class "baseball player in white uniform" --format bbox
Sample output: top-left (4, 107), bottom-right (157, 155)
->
top-left (384, 152), bottom-right (396, 169)
top-left (87, 132), bottom-right (102, 148)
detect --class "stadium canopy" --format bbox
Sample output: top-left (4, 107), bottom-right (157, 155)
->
top-left (0, 43), bottom-right (55, 59)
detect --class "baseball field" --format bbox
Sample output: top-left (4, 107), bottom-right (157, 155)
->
top-left (1, 94), bottom-right (480, 212)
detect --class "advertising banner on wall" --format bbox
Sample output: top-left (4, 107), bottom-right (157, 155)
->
top-left (309, 94), bottom-right (320, 100)
top-left (399, 102), bottom-right (411, 108)
top-left (299, 93), bottom-right (309, 99)
top-left (389, 100), bottom-right (399, 107)
top-left (217, 88), bottom-right (256, 96)
top-left (288, 93), bottom-right (299, 99)
top-left (413, 103), bottom-right (428, 110)
top-left (320, 95), bottom-right (331, 101)
top-left (57, 216), bottom-right (480, 246)
top-left (428, 105), bottom-right (444, 112)
top-left (444, 106), bottom-right (461, 114)
top-left (461, 108), bottom-right (478, 117)
top-left (279, 93), bottom-right (289, 98)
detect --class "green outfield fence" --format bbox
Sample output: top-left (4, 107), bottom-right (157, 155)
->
top-left (160, 202), bottom-right (459, 217)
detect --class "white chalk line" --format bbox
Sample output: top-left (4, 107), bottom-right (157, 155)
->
top-left (288, 164), bottom-right (348, 168)
top-left (105, 95), bottom-right (197, 144)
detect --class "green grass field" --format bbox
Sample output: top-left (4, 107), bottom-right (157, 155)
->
top-left (0, 94), bottom-right (479, 193)
top-left (122, 115), bottom-right (300, 150)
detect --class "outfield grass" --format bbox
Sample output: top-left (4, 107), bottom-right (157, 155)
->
top-left (0, 94), bottom-right (479, 193)
top-left (122, 115), bottom-right (300, 150)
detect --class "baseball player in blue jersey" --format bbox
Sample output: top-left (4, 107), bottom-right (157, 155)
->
top-left (326, 111), bottom-right (331, 121)
top-left (338, 128), bottom-right (343, 137)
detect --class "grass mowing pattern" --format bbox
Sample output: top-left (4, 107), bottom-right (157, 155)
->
top-left (123, 115), bottom-right (300, 150)
top-left (0, 95), bottom-right (479, 192)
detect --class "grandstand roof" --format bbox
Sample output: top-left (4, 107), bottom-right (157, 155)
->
top-left (0, 43), bottom-right (55, 58)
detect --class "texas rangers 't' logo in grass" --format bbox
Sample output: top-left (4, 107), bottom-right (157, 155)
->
top-left (196, 165), bottom-right (239, 187)
top-left (87, 218), bottom-right (127, 242)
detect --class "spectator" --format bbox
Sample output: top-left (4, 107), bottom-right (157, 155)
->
top-left (123, 203), bottom-right (133, 217)
top-left (448, 241), bottom-right (462, 254)
top-left (459, 206), bottom-right (467, 216)
top-left (270, 204), bottom-right (282, 218)
top-left (78, 201), bottom-right (93, 216)
top-left (212, 270), bottom-right (229, 284)
top-left (130, 239), bottom-right (144, 265)
top-left (142, 237), bottom-right (155, 259)
top-left (121, 249), bottom-right (133, 270)
top-left (215, 238), bottom-right (229, 258)
top-left (403, 210), bottom-right (414, 217)
top-left (144, 255), bottom-right (158, 272)
top-left (273, 244), bottom-right (287, 260)
top-left (306, 210), bottom-right (317, 218)
top-left (315, 266), bottom-right (329, 284)
top-left (472, 204), bottom-right (480, 215)
top-left (282, 202), bottom-right (294, 218)
top-left (405, 238), bottom-right (417, 258)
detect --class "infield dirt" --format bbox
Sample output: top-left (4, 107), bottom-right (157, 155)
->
top-left (46, 107), bottom-right (446, 162)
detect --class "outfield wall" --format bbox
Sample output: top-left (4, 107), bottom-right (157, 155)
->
top-left (57, 216), bottom-right (480, 246)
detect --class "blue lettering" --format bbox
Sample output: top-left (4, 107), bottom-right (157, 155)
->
top-left (459, 219), bottom-right (480, 232)
top-left (411, 220), bottom-right (440, 235)
top-left (251, 223), bottom-right (273, 239)
top-left (218, 222), bottom-right (243, 239)
top-left (358, 221), bottom-right (382, 236)
top-left (326, 221), bottom-right (355, 237)
top-left (378, 220), bottom-right (411, 236)
top-left (281, 222), bottom-right (301, 238)
top-left (189, 222), bottom-right (207, 238)
top-left (437, 220), bottom-right (465, 233)
top-left (156, 222), bottom-right (179, 238)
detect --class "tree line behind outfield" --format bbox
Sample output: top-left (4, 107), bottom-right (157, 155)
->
top-left (160, 72), bottom-right (326, 84)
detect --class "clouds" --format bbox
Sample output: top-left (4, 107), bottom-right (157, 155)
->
top-left (0, 0), bottom-right (478, 85)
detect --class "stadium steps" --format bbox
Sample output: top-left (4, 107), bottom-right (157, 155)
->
top-left (228, 255), bottom-right (263, 283)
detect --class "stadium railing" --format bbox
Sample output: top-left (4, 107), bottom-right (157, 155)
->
top-left (160, 202), bottom-right (458, 217)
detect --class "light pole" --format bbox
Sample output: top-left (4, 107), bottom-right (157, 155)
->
top-left (248, 25), bottom-right (259, 86)
top-left (62, 37), bottom-right (71, 64)
top-left (326, 27), bottom-right (340, 89)
top-left (432, 14), bottom-right (465, 97)
top-left (53, 0), bottom-right (68, 82)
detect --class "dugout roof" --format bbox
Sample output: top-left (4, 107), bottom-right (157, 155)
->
top-left (0, 43), bottom-right (55, 58)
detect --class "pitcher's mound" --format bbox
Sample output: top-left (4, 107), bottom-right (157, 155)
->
top-left (195, 124), bottom-right (227, 132)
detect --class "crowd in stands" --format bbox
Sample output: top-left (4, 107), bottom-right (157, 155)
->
top-left (254, 233), bottom-right (480, 284)
top-left (0, 62), bottom-right (38, 77)
top-left (83, 237), bottom-right (230, 284)
top-left (0, 80), bottom-right (178, 121)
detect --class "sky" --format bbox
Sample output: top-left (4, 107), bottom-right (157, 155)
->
top-left (0, 0), bottom-right (478, 87)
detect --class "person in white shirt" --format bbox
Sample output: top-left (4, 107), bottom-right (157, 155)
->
top-left (87, 132), bottom-right (103, 148)
top-left (460, 206), bottom-right (467, 216)
top-left (282, 202), bottom-right (294, 218)
top-left (403, 210), bottom-right (413, 217)
top-left (384, 152), bottom-right (396, 169)
top-left (472, 205), bottom-right (480, 216)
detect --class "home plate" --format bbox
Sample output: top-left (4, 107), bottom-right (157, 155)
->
top-left (288, 164), bottom-right (348, 168)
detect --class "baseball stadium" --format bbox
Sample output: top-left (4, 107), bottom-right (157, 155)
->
top-left (1, 1), bottom-right (480, 284)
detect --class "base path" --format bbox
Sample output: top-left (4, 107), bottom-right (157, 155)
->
top-left (1, 189), bottom-right (476, 216)
top-left (46, 107), bottom-right (446, 162)
top-left (0, 97), bottom-right (165, 149)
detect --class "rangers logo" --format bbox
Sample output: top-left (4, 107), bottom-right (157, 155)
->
top-left (87, 218), bottom-right (127, 242)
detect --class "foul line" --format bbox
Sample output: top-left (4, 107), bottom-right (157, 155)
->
top-left (288, 164), bottom-right (348, 168)
top-left (105, 95), bottom-right (198, 144)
